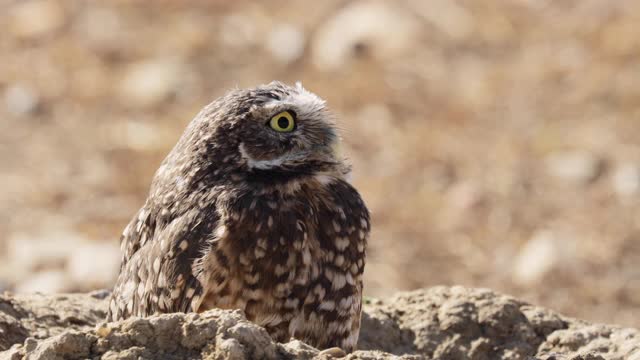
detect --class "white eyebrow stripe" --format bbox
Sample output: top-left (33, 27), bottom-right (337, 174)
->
top-left (263, 83), bottom-right (326, 116)
top-left (291, 82), bottom-right (325, 106)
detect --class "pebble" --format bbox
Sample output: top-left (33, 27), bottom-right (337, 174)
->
top-left (74, 6), bottom-right (125, 56)
top-left (512, 230), bottom-right (561, 285)
top-left (612, 163), bottom-right (640, 198)
top-left (281, 340), bottom-right (318, 358)
top-left (220, 14), bottom-right (258, 49)
top-left (5, 231), bottom-right (83, 275)
top-left (311, 0), bottom-right (420, 70)
top-left (545, 151), bottom-right (603, 184)
top-left (266, 24), bottom-right (306, 65)
top-left (4, 85), bottom-right (41, 116)
top-left (119, 60), bottom-right (184, 108)
top-left (8, 0), bottom-right (66, 40)
top-left (15, 270), bottom-right (68, 293)
top-left (67, 242), bottom-right (121, 289)
top-left (122, 121), bottom-right (163, 151)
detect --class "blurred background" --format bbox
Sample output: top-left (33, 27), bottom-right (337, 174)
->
top-left (1, 0), bottom-right (640, 328)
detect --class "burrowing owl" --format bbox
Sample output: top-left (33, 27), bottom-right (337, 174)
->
top-left (107, 81), bottom-right (369, 352)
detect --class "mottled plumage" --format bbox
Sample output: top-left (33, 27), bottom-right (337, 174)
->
top-left (107, 81), bottom-right (369, 352)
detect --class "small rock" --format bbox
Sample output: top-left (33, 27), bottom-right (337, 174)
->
top-left (7, 0), bottom-right (66, 40)
top-left (15, 270), bottom-right (68, 293)
top-left (89, 289), bottom-right (112, 300)
top-left (123, 121), bottom-right (163, 151)
top-left (512, 230), bottom-right (561, 285)
top-left (215, 338), bottom-right (245, 360)
top-left (281, 340), bottom-right (319, 358)
top-left (612, 163), bottom-right (640, 198)
top-left (311, 1), bottom-right (421, 70)
top-left (220, 14), bottom-right (258, 49)
top-left (103, 121), bottom-right (166, 151)
top-left (66, 242), bottom-right (120, 290)
top-left (95, 324), bottom-right (112, 338)
top-left (25, 338), bottom-right (38, 352)
top-left (628, 349), bottom-right (640, 360)
top-left (266, 24), bottom-right (306, 64)
top-left (545, 151), bottom-right (603, 184)
top-left (318, 347), bottom-right (346, 358)
top-left (4, 85), bottom-right (41, 116)
top-left (4, 231), bottom-right (84, 277)
top-left (119, 60), bottom-right (184, 108)
top-left (0, 280), bottom-right (8, 293)
top-left (74, 6), bottom-right (125, 56)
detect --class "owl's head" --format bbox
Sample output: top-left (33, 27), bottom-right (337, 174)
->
top-left (168, 81), bottom-right (349, 188)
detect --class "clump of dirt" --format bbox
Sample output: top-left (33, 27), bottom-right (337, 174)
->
top-left (1, 287), bottom-right (638, 359)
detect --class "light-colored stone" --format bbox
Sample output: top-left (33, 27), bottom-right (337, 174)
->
top-left (512, 230), bottom-right (562, 285)
top-left (266, 24), bottom-right (305, 64)
top-left (545, 151), bottom-right (603, 184)
top-left (74, 6), bottom-right (125, 55)
top-left (118, 60), bottom-right (185, 108)
top-left (15, 270), bottom-right (68, 293)
top-left (4, 231), bottom-right (84, 279)
top-left (66, 242), bottom-right (120, 290)
top-left (311, 0), bottom-right (421, 70)
top-left (4, 85), bottom-right (40, 116)
top-left (612, 163), bottom-right (640, 198)
top-left (122, 121), bottom-right (163, 151)
top-left (7, 0), bottom-right (66, 40)
top-left (220, 14), bottom-right (258, 49)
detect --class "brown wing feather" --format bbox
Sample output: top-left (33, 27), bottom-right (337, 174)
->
top-left (107, 205), bottom-right (215, 321)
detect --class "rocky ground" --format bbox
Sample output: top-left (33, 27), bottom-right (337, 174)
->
top-left (1, 0), bottom-right (640, 330)
top-left (1, 287), bottom-right (639, 360)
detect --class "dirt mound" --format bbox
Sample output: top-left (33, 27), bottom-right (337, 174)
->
top-left (1, 287), bottom-right (638, 359)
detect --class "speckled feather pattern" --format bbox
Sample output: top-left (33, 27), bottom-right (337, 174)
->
top-left (107, 82), bottom-right (369, 352)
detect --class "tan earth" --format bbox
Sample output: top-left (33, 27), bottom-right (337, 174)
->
top-left (1, 0), bottom-right (640, 331)
top-left (1, 287), bottom-right (639, 360)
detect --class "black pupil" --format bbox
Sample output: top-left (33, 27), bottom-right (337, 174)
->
top-left (277, 116), bottom-right (290, 129)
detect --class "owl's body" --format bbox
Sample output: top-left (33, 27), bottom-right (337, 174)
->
top-left (107, 82), bottom-right (369, 352)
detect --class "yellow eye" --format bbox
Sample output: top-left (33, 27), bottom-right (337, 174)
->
top-left (269, 111), bottom-right (295, 132)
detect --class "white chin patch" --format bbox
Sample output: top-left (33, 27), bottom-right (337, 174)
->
top-left (239, 143), bottom-right (291, 170)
